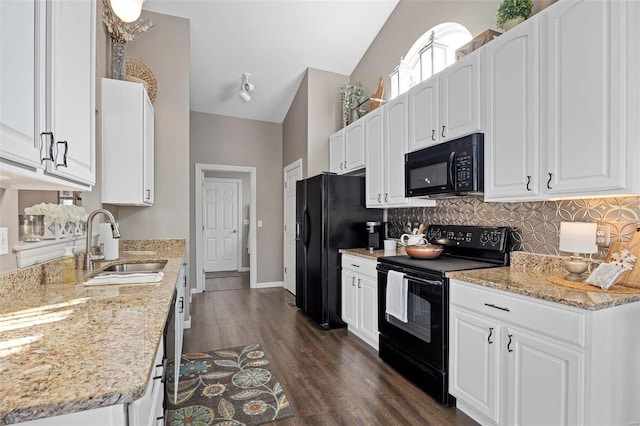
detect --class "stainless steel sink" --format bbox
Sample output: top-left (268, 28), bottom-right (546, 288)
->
top-left (98, 261), bottom-right (167, 275)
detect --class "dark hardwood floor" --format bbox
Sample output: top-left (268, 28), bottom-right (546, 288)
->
top-left (183, 277), bottom-right (477, 425)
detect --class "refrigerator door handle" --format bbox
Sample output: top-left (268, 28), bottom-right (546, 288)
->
top-left (303, 209), bottom-right (311, 245)
top-left (296, 222), bottom-right (301, 239)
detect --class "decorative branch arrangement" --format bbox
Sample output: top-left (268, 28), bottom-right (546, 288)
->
top-left (101, 0), bottom-right (154, 44)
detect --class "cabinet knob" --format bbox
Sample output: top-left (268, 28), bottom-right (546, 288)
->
top-left (547, 172), bottom-right (553, 190)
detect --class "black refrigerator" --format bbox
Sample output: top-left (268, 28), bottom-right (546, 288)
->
top-left (295, 173), bottom-right (383, 329)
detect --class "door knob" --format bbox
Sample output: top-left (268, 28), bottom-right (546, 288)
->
top-left (233, 229), bottom-right (237, 233)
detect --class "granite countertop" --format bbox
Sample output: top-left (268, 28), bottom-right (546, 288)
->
top-left (447, 252), bottom-right (640, 311)
top-left (339, 247), bottom-right (405, 261)
top-left (0, 239), bottom-right (185, 424)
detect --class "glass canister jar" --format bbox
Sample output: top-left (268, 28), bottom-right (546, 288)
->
top-left (18, 214), bottom-right (45, 242)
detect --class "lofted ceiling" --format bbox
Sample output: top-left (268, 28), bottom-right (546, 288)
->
top-left (142, 0), bottom-right (398, 123)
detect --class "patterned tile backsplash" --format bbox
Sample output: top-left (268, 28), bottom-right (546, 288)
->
top-left (387, 196), bottom-right (640, 259)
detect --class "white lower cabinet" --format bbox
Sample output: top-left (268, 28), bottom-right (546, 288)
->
top-left (449, 279), bottom-right (640, 426)
top-left (341, 254), bottom-right (378, 350)
top-left (128, 336), bottom-right (166, 426)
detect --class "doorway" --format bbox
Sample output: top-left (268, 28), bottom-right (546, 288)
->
top-left (202, 178), bottom-right (241, 273)
top-left (195, 164), bottom-right (257, 292)
top-left (283, 159), bottom-right (303, 295)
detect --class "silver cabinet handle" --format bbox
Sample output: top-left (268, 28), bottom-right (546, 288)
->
top-left (526, 175), bottom-right (532, 191)
top-left (547, 172), bottom-right (553, 189)
top-left (344, 161), bottom-right (347, 169)
top-left (146, 189), bottom-right (151, 200)
top-left (350, 264), bottom-right (360, 268)
top-left (431, 129), bottom-right (436, 141)
top-left (384, 193), bottom-right (389, 203)
top-left (40, 132), bottom-right (54, 163)
top-left (351, 276), bottom-right (356, 286)
top-left (378, 194), bottom-right (381, 203)
top-left (507, 334), bottom-right (514, 353)
top-left (340, 162), bottom-right (344, 170)
top-left (441, 125), bottom-right (446, 138)
top-left (485, 302), bottom-right (510, 312)
top-left (357, 278), bottom-right (361, 289)
top-left (179, 296), bottom-right (184, 313)
top-left (488, 327), bottom-right (494, 344)
top-left (55, 140), bottom-right (68, 168)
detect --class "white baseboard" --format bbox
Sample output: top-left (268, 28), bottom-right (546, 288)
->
top-left (239, 267), bottom-right (250, 272)
top-left (252, 281), bottom-right (283, 289)
top-left (183, 316), bottom-right (191, 329)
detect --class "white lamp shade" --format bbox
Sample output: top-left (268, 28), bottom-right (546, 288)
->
top-left (109, 0), bottom-right (143, 23)
top-left (559, 222), bottom-right (597, 254)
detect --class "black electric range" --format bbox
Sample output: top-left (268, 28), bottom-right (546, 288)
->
top-left (377, 224), bottom-right (510, 405)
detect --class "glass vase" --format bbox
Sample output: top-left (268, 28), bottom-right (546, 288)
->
top-left (111, 41), bottom-right (126, 80)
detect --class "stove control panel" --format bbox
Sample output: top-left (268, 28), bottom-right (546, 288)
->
top-left (426, 225), bottom-right (510, 252)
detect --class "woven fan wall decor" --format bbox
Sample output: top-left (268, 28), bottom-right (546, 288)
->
top-left (126, 57), bottom-right (157, 102)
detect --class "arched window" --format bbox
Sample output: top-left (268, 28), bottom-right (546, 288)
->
top-left (390, 23), bottom-right (472, 98)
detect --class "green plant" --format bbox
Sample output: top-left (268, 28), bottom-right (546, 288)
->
top-left (496, 0), bottom-right (533, 29)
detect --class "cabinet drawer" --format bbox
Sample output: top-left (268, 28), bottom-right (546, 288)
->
top-left (450, 280), bottom-right (586, 347)
top-left (341, 254), bottom-right (377, 278)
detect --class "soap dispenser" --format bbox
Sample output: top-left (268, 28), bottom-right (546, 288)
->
top-left (62, 247), bottom-right (76, 284)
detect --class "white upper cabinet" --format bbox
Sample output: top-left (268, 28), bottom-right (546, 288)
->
top-left (0, 0), bottom-right (95, 191)
top-left (102, 78), bottom-right (155, 206)
top-left (484, 16), bottom-right (540, 201)
top-left (364, 108), bottom-right (385, 207)
top-left (0, 0), bottom-right (45, 169)
top-left (484, 0), bottom-right (640, 201)
top-left (407, 75), bottom-right (439, 152)
top-left (366, 95), bottom-right (435, 208)
top-left (329, 119), bottom-right (366, 175)
top-left (439, 53), bottom-right (482, 142)
top-left (541, 0), bottom-right (633, 197)
top-left (46, 0), bottom-right (96, 186)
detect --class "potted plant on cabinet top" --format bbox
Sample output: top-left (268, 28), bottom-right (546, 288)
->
top-left (496, 0), bottom-right (533, 31)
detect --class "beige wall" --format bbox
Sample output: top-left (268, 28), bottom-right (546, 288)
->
top-left (0, 189), bottom-right (19, 273)
top-left (115, 10), bottom-right (190, 244)
top-left (282, 68), bottom-right (348, 179)
top-left (307, 68), bottom-right (348, 176)
top-left (282, 71), bottom-right (309, 176)
top-left (190, 112), bottom-right (283, 284)
top-left (351, 0), bottom-right (500, 96)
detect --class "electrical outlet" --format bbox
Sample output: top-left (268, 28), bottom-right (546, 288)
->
top-left (596, 225), bottom-right (611, 248)
top-left (0, 227), bottom-right (8, 255)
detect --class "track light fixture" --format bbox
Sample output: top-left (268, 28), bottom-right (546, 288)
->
top-left (240, 72), bottom-right (254, 102)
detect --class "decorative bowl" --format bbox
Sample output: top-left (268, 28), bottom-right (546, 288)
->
top-left (405, 244), bottom-right (443, 259)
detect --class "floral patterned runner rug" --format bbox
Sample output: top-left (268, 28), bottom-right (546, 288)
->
top-left (166, 344), bottom-right (294, 426)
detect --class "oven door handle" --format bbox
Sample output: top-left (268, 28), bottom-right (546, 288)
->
top-left (404, 275), bottom-right (442, 287)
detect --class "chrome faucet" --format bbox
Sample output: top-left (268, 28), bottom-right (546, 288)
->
top-left (84, 208), bottom-right (121, 270)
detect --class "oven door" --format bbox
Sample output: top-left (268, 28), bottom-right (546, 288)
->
top-left (405, 149), bottom-right (455, 197)
top-left (378, 269), bottom-right (446, 371)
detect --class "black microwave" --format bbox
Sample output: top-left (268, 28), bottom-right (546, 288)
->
top-left (405, 133), bottom-right (484, 198)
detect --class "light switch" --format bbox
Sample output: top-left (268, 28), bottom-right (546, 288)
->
top-left (243, 219), bottom-right (250, 225)
top-left (0, 227), bottom-right (8, 255)
top-left (258, 220), bottom-right (263, 228)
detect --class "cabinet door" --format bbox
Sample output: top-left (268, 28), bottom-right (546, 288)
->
top-left (449, 307), bottom-right (501, 424)
top-left (407, 76), bottom-right (439, 152)
top-left (0, 0), bottom-right (45, 169)
top-left (364, 108), bottom-right (385, 207)
top-left (484, 17), bottom-right (540, 201)
top-left (329, 130), bottom-right (345, 174)
top-left (47, 0), bottom-right (96, 185)
top-left (542, 0), bottom-right (626, 195)
top-left (344, 120), bottom-right (365, 172)
top-left (341, 270), bottom-right (358, 328)
top-left (439, 53), bottom-right (482, 141)
top-left (383, 93), bottom-right (409, 206)
top-left (143, 93), bottom-right (154, 204)
top-left (357, 274), bottom-right (378, 349)
top-left (506, 328), bottom-right (584, 426)
top-left (173, 266), bottom-right (186, 405)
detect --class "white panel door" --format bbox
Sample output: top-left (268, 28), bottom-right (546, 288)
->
top-left (364, 108), bottom-right (384, 207)
top-left (329, 130), bottom-right (345, 173)
top-left (344, 120), bottom-right (365, 172)
top-left (203, 180), bottom-right (238, 272)
top-left (357, 274), bottom-right (379, 349)
top-left (383, 92), bottom-right (409, 206)
top-left (407, 76), bottom-right (439, 152)
top-left (284, 161), bottom-right (302, 295)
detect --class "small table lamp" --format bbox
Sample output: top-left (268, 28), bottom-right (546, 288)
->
top-left (559, 222), bottom-right (598, 281)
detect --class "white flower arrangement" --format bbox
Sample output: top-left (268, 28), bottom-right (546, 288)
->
top-left (24, 204), bottom-right (88, 239)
